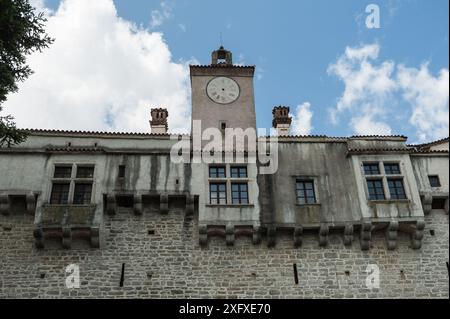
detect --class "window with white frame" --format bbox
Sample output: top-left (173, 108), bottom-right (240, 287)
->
top-left (208, 165), bottom-right (250, 205)
top-left (50, 164), bottom-right (95, 205)
top-left (363, 161), bottom-right (407, 201)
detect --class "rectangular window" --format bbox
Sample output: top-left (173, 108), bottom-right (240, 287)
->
top-left (231, 183), bottom-right (249, 204)
top-left (209, 166), bottom-right (226, 178)
top-left (73, 183), bottom-right (93, 204)
top-left (210, 183), bottom-right (227, 204)
top-left (54, 166), bottom-right (72, 178)
top-left (296, 180), bottom-right (316, 204)
top-left (118, 165), bottom-right (126, 178)
top-left (363, 163), bottom-right (380, 175)
top-left (50, 183), bottom-right (70, 204)
top-left (388, 178), bottom-right (407, 199)
top-left (231, 166), bottom-right (247, 178)
top-left (367, 179), bottom-right (385, 200)
top-left (76, 166), bottom-right (94, 178)
top-left (384, 163), bottom-right (401, 175)
top-left (428, 175), bottom-right (441, 187)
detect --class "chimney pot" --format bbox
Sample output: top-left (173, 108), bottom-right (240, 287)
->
top-left (272, 106), bottom-right (292, 136)
top-left (150, 108), bottom-right (169, 134)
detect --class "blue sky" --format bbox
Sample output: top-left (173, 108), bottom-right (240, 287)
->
top-left (7, 0), bottom-right (449, 142)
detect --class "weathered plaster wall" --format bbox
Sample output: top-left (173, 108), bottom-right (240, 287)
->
top-left (259, 142), bottom-right (362, 226)
top-left (411, 155), bottom-right (449, 196)
top-left (0, 204), bottom-right (447, 298)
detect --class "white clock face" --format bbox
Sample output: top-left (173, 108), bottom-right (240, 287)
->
top-left (206, 76), bottom-right (240, 104)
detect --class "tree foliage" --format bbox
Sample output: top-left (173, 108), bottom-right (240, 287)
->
top-left (0, 0), bottom-right (53, 147)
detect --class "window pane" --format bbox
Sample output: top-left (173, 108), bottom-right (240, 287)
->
top-left (231, 166), bottom-right (247, 178)
top-left (73, 183), bottom-right (92, 204)
top-left (296, 180), bottom-right (316, 204)
top-left (385, 163), bottom-right (400, 175)
top-left (76, 166), bottom-right (94, 178)
top-left (367, 179), bottom-right (385, 200)
top-left (54, 166), bottom-right (72, 178)
top-left (363, 163), bottom-right (380, 175)
top-left (388, 178), bottom-right (406, 200)
top-left (209, 166), bottom-right (226, 178)
top-left (118, 165), bottom-right (126, 178)
top-left (428, 176), bottom-right (440, 187)
top-left (50, 183), bottom-right (70, 204)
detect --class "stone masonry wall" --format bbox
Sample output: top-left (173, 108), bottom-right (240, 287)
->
top-left (0, 203), bottom-right (448, 298)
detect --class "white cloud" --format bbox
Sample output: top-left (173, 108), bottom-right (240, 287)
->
top-left (350, 106), bottom-right (392, 135)
top-left (329, 43), bottom-right (449, 141)
top-left (291, 102), bottom-right (313, 135)
top-left (4, 0), bottom-right (191, 134)
top-left (150, 1), bottom-right (173, 28)
top-left (328, 43), bottom-right (396, 129)
top-left (397, 64), bottom-right (449, 142)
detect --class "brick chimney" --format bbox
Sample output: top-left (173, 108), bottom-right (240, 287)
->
top-left (149, 108), bottom-right (168, 134)
top-left (272, 106), bottom-right (292, 136)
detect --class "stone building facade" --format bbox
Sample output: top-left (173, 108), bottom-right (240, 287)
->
top-left (0, 47), bottom-right (448, 298)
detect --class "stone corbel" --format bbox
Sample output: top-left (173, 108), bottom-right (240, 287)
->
top-left (293, 226), bottom-right (303, 247)
top-left (26, 194), bottom-right (36, 215)
top-left (62, 226), bottom-right (72, 249)
top-left (422, 194), bottom-right (432, 215)
top-left (133, 195), bottom-right (142, 215)
top-left (33, 227), bottom-right (44, 249)
top-left (0, 194), bottom-right (10, 216)
top-left (252, 226), bottom-right (261, 245)
top-left (411, 220), bottom-right (425, 249)
top-left (386, 221), bottom-right (399, 250)
top-left (360, 221), bottom-right (372, 250)
top-left (343, 224), bottom-right (354, 246)
top-left (319, 224), bottom-right (329, 247)
top-left (106, 194), bottom-right (116, 215)
top-left (61, 209), bottom-right (71, 249)
top-left (199, 224), bottom-right (208, 246)
top-left (90, 227), bottom-right (100, 248)
top-left (267, 226), bottom-right (276, 247)
top-left (225, 224), bottom-right (235, 246)
top-left (160, 194), bottom-right (169, 214)
top-left (186, 194), bottom-right (195, 215)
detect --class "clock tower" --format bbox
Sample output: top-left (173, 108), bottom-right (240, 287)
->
top-left (190, 46), bottom-right (257, 137)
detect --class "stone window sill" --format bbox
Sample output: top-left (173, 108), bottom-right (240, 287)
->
top-left (368, 199), bottom-right (410, 204)
top-left (295, 203), bottom-right (321, 207)
top-left (206, 204), bottom-right (254, 208)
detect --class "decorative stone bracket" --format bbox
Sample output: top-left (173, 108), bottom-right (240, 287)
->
top-left (343, 224), bottom-right (354, 246)
top-left (410, 220), bottom-right (425, 249)
top-left (293, 226), bottom-right (303, 247)
top-left (0, 193), bottom-right (37, 216)
top-left (105, 193), bottom-right (196, 216)
top-left (360, 221), bottom-right (372, 250)
top-left (421, 194), bottom-right (433, 215)
top-left (318, 224), bottom-right (329, 247)
top-left (386, 221), bottom-right (399, 250)
top-left (34, 204), bottom-right (99, 249)
top-left (199, 224), bottom-right (260, 247)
